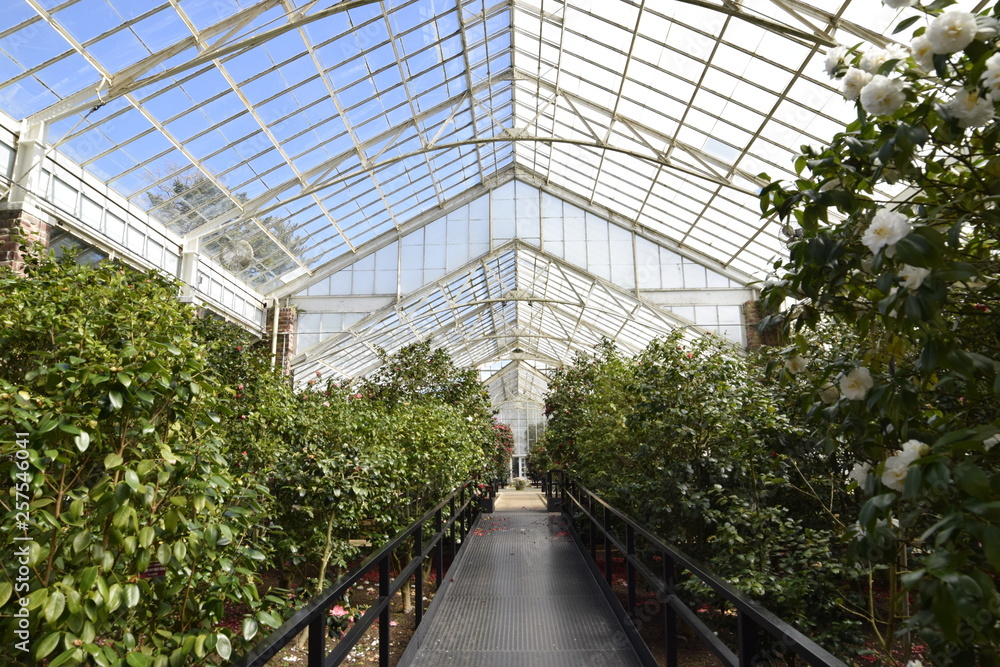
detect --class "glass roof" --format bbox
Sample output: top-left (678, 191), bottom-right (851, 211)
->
top-left (0, 0), bottom-right (931, 290)
top-left (294, 239), bottom-right (705, 380)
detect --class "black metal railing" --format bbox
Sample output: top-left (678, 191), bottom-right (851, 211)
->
top-left (555, 474), bottom-right (847, 667)
top-left (231, 481), bottom-right (481, 667)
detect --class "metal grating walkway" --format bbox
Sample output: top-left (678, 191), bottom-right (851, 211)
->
top-left (399, 492), bottom-right (645, 667)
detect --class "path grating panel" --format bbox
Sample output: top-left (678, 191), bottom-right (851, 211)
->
top-left (400, 505), bottom-right (643, 667)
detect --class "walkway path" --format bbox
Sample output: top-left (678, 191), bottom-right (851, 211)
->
top-left (399, 488), bottom-right (645, 667)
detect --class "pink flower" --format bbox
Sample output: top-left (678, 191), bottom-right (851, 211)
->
top-left (389, 621), bottom-right (398, 627)
top-left (238, 384), bottom-right (244, 390)
top-left (236, 346), bottom-right (243, 351)
top-left (240, 415), bottom-right (246, 420)
top-left (330, 605), bottom-right (347, 617)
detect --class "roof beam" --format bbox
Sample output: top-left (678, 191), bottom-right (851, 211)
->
top-left (27, 0), bottom-right (384, 126)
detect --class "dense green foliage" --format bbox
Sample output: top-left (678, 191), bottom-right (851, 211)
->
top-left (538, 334), bottom-right (862, 655)
top-left (0, 254), bottom-right (506, 666)
top-left (758, 2), bottom-right (1000, 663)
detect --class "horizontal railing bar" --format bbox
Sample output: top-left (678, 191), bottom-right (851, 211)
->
top-left (567, 490), bottom-right (737, 665)
top-left (567, 481), bottom-right (845, 667)
top-left (666, 595), bottom-right (738, 667)
top-left (323, 589), bottom-right (394, 667)
top-left (233, 482), bottom-right (476, 667)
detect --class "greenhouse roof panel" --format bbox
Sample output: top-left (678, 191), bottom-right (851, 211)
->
top-left (0, 0), bottom-right (957, 295)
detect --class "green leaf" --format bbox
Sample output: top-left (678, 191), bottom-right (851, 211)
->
top-left (126, 652), bottom-right (151, 667)
top-left (139, 526), bottom-right (155, 549)
top-left (955, 462), bottom-right (990, 499)
top-left (124, 584), bottom-right (140, 609)
top-left (125, 469), bottom-right (142, 491)
top-left (35, 632), bottom-right (61, 659)
top-left (117, 371), bottom-right (132, 388)
top-left (894, 232), bottom-right (935, 266)
top-left (257, 610), bottom-right (282, 628)
top-left (74, 430), bottom-right (90, 452)
top-left (0, 581), bottom-right (11, 608)
top-left (104, 453), bottom-right (123, 469)
top-left (892, 15), bottom-right (919, 33)
top-left (933, 583), bottom-right (960, 640)
top-left (108, 390), bottom-right (123, 410)
top-left (72, 530), bottom-right (90, 553)
top-left (79, 566), bottom-right (99, 593)
top-left (44, 590), bottom-right (66, 624)
top-left (215, 634), bottom-right (232, 660)
top-left (48, 648), bottom-right (82, 667)
top-left (242, 618), bottom-right (258, 642)
top-left (982, 526), bottom-right (1000, 570)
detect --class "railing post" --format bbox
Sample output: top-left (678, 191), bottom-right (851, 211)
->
top-left (449, 496), bottom-right (457, 565)
top-left (459, 486), bottom-right (466, 537)
top-left (589, 492), bottom-right (597, 562)
top-left (379, 555), bottom-right (391, 667)
top-left (434, 508), bottom-right (444, 587)
top-left (738, 612), bottom-right (760, 667)
top-left (603, 503), bottom-right (612, 586)
top-left (626, 524), bottom-right (636, 617)
top-left (663, 554), bottom-right (677, 667)
top-left (308, 613), bottom-right (325, 667)
top-left (415, 523), bottom-right (424, 627)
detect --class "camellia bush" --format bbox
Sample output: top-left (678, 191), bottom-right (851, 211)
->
top-left (759, 1), bottom-right (1000, 663)
top-left (0, 254), bottom-right (273, 666)
top-left (539, 335), bottom-right (860, 654)
top-left (0, 254), bottom-right (508, 665)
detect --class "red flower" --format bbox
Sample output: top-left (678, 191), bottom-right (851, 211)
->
top-left (236, 346), bottom-right (243, 351)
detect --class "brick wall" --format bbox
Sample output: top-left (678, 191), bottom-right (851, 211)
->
top-left (0, 208), bottom-right (49, 275)
top-left (743, 299), bottom-right (783, 349)
top-left (267, 306), bottom-right (298, 377)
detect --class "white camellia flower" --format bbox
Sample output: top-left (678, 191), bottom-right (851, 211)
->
top-left (905, 661), bottom-right (924, 667)
top-left (841, 67), bottom-right (872, 101)
top-left (882, 440), bottom-right (929, 491)
top-left (983, 53), bottom-right (1000, 96)
top-left (860, 75), bottom-right (907, 116)
top-left (911, 35), bottom-right (935, 71)
top-left (860, 44), bottom-right (910, 73)
top-left (900, 439), bottom-right (930, 460)
top-left (948, 89), bottom-right (996, 128)
top-left (881, 453), bottom-right (910, 491)
top-left (818, 382), bottom-right (840, 404)
top-left (861, 208), bottom-right (911, 254)
top-left (839, 366), bottom-right (874, 401)
top-left (882, 0), bottom-right (916, 7)
top-left (824, 45), bottom-right (847, 77)
top-left (785, 354), bottom-right (807, 374)
top-left (899, 265), bottom-right (930, 291)
top-left (976, 16), bottom-right (1000, 40)
top-left (926, 10), bottom-right (978, 54)
top-left (849, 462), bottom-right (871, 486)
top-left (860, 49), bottom-right (888, 74)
